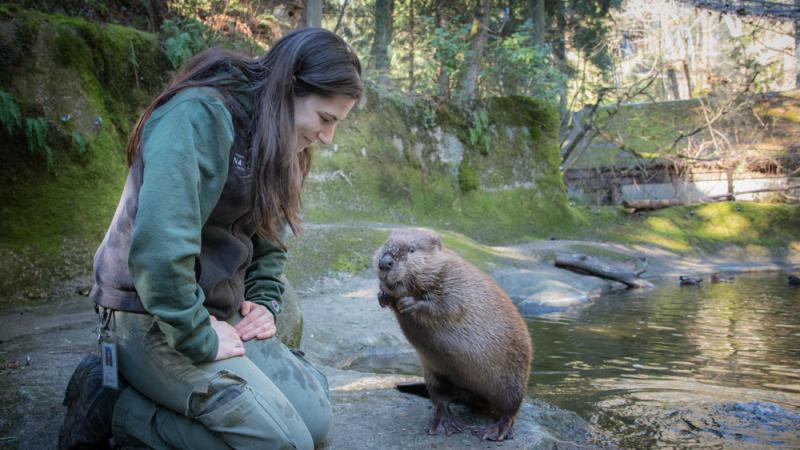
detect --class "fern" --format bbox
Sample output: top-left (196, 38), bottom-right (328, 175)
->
top-left (160, 19), bottom-right (208, 69)
top-left (25, 117), bottom-right (54, 169)
top-left (71, 131), bottom-right (88, 154)
top-left (467, 109), bottom-right (491, 155)
top-left (0, 90), bottom-right (22, 133)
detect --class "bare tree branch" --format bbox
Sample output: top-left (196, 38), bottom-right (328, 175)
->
top-left (679, 0), bottom-right (800, 21)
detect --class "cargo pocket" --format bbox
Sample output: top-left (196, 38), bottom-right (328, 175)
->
top-left (290, 349), bottom-right (330, 401)
top-left (193, 370), bottom-right (298, 449)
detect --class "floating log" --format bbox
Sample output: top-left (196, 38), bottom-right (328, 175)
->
top-left (554, 252), bottom-right (654, 289)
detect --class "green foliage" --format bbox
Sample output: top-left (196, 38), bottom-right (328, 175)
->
top-left (430, 20), bottom-right (471, 81)
top-left (24, 117), bottom-right (53, 168)
top-left (0, 90), bottom-right (22, 133)
top-left (458, 162), bottom-right (479, 192)
top-left (466, 108), bottom-right (490, 155)
top-left (481, 21), bottom-right (565, 103)
top-left (160, 18), bottom-right (208, 69)
top-left (70, 132), bottom-right (87, 154)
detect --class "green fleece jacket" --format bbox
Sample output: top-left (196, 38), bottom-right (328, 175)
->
top-left (91, 86), bottom-right (287, 363)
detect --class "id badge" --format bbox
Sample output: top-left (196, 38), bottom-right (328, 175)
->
top-left (97, 308), bottom-right (119, 390)
top-left (99, 335), bottom-right (119, 390)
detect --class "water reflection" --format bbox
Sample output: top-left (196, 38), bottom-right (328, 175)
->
top-left (529, 273), bottom-right (800, 448)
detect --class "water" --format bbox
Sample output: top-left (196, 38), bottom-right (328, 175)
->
top-left (345, 272), bottom-right (800, 447)
top-left (528, 273), bottom-right (800, 448)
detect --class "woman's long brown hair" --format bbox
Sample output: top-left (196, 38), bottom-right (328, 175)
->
top-left (126, 28), bottom-right (363, 244)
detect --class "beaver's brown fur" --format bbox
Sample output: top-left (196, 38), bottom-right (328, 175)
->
top-left (374, 228), bottom-right (533, 441)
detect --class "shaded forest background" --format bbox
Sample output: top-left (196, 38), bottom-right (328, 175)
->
top-left (1, 0), bottom-right (799, 304)
top-left (12, 0), bottom-right (799, 163)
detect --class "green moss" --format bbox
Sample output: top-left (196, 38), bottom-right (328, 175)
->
top-left (284, 226), bottom-right (389, 288)
top-left (458, 161), bottom-right (479, 192)
top-left (438, 230), bottom-right (533, 271)
top-left (0, 7), bottom-right (170, 304)
top-left (575, 202), bottom-right (800, 257)
top-left (1, 8), bottom-right (167, 247)
top-left (488, 95), bottom-right (559, 140)
top-left (567, 244), bottom-right (640, 264)
top-left (303, 91), bottom-right (574, 244)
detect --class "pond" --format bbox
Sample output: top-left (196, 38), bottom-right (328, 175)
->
top-left (344, 272), bottom-right (799, 447)
top-left (529, 273), bottom-right (800, 448)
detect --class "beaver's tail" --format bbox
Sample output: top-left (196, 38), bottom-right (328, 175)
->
top-left (395, 381), bottom-right (429, 398)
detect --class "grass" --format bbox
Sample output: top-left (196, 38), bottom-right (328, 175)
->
top-left (571, 202), bottom-right (800, 258)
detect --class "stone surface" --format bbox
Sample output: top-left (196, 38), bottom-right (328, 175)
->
top-left (322, 369), bottom-right (605, 449)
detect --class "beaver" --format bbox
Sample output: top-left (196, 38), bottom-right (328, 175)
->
top-left (374, 228), bottom-right (533, 441)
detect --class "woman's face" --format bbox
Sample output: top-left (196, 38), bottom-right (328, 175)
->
top-left (293, 94), bottom-right (356, 152)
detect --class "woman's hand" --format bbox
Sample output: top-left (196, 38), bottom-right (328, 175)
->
top-left (210, 316), bottom-right (246, 361)
top-left (235, 301), bottom-right (276, 341)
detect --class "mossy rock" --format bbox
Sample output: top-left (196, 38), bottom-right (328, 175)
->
top-left (304, 90), bottom-right (573, 244)
top-left (0, 7), bottom-right (169, 304)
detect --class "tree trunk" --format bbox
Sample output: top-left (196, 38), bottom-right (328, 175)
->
top-left (435, 6), bottom-right (450, 100)
top-left (555, 253), bottom-right (654, 289)
top-left (147, 0), bottom-right (167, 32)
top-left (530, 0), bottom-right (545, 46)
top-left (682, 59), bottom-right (693, 97)
top-left (796, 0), bottom-right (800, 87)
top-left (304, 0), bottom-right (322, 28)
top-left (333, 0), bottom-right (349, 34)
top-left (369, 0), bottom-right (394, 85)
top-left (408, 0), bottom-right (415, 96)
top-left (667, 66), bottom-right (681, 99)
top-left (457, 0), bottom-right (491, 102)
top-left (553, 0), bottom-right (569, 134)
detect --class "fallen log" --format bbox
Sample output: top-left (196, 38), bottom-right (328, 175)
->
top-left (554, 252), bottom-right (654, 289)
top-left (622, 185), bottom-right (800, 212)
top-left (622, 194), bottom-right (733, 212)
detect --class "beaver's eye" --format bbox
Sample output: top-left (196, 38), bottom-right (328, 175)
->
top-left (408, 246), bottom-right (416, 253)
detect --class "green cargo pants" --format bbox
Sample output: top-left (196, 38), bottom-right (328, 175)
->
top-left (109, 311), bottom-right (330, 450)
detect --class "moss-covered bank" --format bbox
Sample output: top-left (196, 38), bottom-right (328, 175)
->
top-left (0, 6), bottom-right (170, 303)
top-left (303, 91), bottom-right (572, 244)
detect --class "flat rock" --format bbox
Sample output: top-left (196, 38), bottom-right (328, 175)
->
top-left (321, 368), bottom-right (606, 449)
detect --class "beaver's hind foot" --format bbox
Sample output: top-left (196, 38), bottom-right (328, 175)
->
top-left (473, 415), bottom-right (515, 441)
top-left (428, 402), bottom-right (463, 436)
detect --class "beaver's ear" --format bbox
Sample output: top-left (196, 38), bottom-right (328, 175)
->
top-left (430, 235), bottom-right (443, 250)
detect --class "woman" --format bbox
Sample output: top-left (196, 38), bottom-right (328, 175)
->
top-left (58, 28), bottom-right (362, 449)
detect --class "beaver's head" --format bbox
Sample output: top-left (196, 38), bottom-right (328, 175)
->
top-left (375, 228), bottom-right (443, 297)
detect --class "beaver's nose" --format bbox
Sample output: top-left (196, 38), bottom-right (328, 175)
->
top-left (378, 254), bottom-right (394, 271)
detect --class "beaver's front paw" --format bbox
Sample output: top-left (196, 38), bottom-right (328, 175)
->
top-left (396, 296), bottom-right (422, 314)
top-left (377, 290), bottom-right (393, 308)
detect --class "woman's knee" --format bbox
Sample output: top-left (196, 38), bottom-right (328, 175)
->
top-left (305, 393), bottom-right (332, 445)
top-left (192, 369), bottom-right (314, 450)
